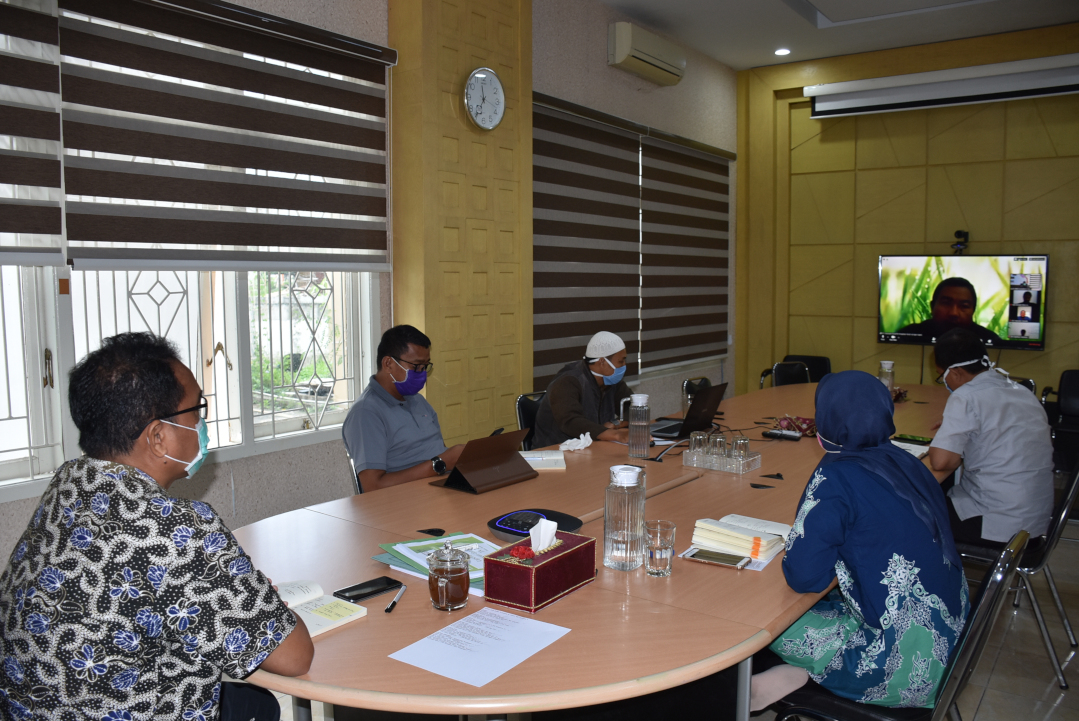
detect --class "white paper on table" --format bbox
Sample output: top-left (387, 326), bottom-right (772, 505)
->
top-left (891, 440), bottom-right (928, 459)
top-left (389, 607), bottom-right (571, 687)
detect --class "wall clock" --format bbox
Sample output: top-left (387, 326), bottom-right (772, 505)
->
top-left (463, 67), bottom-right (505, 130)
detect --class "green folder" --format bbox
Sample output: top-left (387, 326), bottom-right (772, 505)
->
top-left (375, 532), bottom-right (487, 590)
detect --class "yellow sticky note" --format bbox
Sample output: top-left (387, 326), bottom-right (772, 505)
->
top-left (310, 599), bottom-right (362, 621)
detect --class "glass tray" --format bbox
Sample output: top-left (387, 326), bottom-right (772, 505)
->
top-left (683, 451), bottom-right (762, 475)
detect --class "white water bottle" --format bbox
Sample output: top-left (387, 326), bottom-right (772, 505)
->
top-left (878, 360), bottom-right (895, 392)
top-left (626, 393), bottom-right (650, 459)
top-left (603, 465), bottom-right (644, 571)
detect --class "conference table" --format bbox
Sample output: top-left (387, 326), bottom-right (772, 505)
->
top-left (238, 382), bottom-right (947, 720)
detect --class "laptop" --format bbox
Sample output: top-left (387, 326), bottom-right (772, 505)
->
top-left (429, 428), bottom-right (537, 494)
top-left (650, 383), bottom-right (727, 439)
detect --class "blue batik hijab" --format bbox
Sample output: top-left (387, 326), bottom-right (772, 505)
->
top-left (815, 370), bottom-right (961, 568)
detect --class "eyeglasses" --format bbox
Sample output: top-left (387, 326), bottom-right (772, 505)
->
top-left (394, 358), bottom-right (434, 374)
top-left (159, 401), bottom-right (209, 421)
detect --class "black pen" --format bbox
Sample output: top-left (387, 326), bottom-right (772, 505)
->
top-left (384, 584), bottom-right (406, 613)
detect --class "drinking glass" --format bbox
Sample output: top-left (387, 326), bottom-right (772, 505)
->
top-left (644, 520), bottom-right (676, 577)
top-left (687, 431), bottom-right (708, 467)
top-left (706, 434), bottom-right (727, 470)
top-left (731, 437), bottom-right (750, 460)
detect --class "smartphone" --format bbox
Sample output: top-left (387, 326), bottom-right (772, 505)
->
top-left (333, 576), bottom-right (403, 603)
top-left (894, 433), bottom-right (933, 445)
top-left (684, 548), bottom-right (750, 569)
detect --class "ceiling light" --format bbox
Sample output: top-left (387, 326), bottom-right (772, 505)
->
top-left (775, 48), bottom-right (791, 56)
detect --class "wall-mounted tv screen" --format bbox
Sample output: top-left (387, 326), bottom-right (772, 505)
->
top-left (878, 254), bottom-right (1048, 350)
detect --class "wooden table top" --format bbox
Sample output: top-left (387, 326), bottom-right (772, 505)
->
top-left (240, 383), bottom-right (948, 713)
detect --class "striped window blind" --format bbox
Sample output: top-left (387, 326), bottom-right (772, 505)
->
top-left (532, 101), bottom-right (732, 390)
top-left (532, 105), bottom-right (641, 391)
top-left (0, 1), bottom-right (66, 266)
top-left (639, 138), bottom-right (729, 370)
top-left (56, 0), bottom-right (396, 271)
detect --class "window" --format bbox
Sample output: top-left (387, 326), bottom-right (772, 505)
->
top-left (0, 0), bottom-right (396, 496)
top-left (70, 269), bottom-right (376, 452)
top-left (531, 100), bottom-right (732, 391)
top-left (0, 267), bottom-right (64, 484)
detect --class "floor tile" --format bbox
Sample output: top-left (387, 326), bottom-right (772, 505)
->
top-left (973, 688), bottom-right (1079, 721)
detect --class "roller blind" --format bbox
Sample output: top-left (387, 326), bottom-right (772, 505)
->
top-left (532, 105), bottom-right (640, 392)
top-left (0, 1), bottom-right (65, 265)
top-left (639, 137), bottom-right (729, 369)
top-left (57, 0), bottom-right (395, 271)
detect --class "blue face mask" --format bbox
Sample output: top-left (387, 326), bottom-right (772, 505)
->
top-left (592, 357), bottom-right (626, 386)
top-left (161, 418), bottom-right (209, 477)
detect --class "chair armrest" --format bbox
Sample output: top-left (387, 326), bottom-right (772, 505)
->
top-left (1042, 386), bottom-right (1056, 405)
top-left (760, 368), bottom-right (773, 389)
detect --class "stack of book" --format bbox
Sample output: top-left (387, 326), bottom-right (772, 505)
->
top-left (691, 515), bottom-right (791, 563)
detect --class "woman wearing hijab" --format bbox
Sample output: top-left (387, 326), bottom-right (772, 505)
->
top-left (752, 370), bottom-right (969, 711)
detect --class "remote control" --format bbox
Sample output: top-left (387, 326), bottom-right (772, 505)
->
top-left (762, 429), bottom-right (802, 441)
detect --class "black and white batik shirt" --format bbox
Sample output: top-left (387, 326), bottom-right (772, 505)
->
top-left (0, 457), bottom-right (296, 720)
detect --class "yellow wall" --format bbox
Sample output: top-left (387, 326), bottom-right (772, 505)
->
top-left (389, 0), bottom-right (533, 445)
top-left (736, 24), bottom-right (1079, 396)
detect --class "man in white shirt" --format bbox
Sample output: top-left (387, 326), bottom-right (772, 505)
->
top-left (928, 329), bottom-right (1054, 544)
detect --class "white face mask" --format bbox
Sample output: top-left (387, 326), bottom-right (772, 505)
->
top-left (817, 432), bottom-right (841, 454)
top-left (941, 355), bottom-right (1010, 393)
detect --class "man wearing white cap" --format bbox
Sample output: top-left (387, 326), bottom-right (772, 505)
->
top-left (532, 331), bottom-right (633, 448)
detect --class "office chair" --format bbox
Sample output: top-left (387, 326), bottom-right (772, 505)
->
top-left (681, 376), bottom-right (711, 398)
top-left (759, 361), bottom-right (811, 389)
top-left (516, 391), bottom-right (546, 451)
top-left (773, 530), bottom-right (1029, 721)
top-left (1042, 370), bottom-right (1079, 474)
top-left (782, 354), bottom-right (831, 383)
top-left (344, 447), bottom-right (363, 494)
top-left (954, 465), bottom-right (1079, 689)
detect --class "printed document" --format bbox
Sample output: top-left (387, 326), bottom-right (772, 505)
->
top-left (389, 607), bottom-right (570, 687)
top-left (393, 534), bottom-right (501, 581)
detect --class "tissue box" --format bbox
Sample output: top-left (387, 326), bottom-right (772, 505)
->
top-left (484, 531), bottom-right (596, 613)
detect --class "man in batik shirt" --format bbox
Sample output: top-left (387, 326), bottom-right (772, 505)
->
top-left (0, 333), bottom-right (313, 720)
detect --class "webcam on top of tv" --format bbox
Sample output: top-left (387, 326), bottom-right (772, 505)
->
top-left (951, 229), bottom-right (969, 255)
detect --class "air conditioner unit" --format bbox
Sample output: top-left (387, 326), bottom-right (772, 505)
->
top-left (607, 22), bottom-right (685, 87)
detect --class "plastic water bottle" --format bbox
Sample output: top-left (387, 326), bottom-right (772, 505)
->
top-left (878, 361), bottom-right (895, 393)
top-left (627, 393), bottom-right (651, 459)
top-left (604, 465), bottom-right (644, 571)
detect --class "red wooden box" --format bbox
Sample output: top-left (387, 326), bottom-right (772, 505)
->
top-left (484, 531), bottom-right (596, 613)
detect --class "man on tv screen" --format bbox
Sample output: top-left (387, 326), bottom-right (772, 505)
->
top-left (897, 277), bottom-right (1001, 343)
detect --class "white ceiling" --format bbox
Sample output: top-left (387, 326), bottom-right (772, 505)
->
top-left (598, 0), bottom-right (1079, 71)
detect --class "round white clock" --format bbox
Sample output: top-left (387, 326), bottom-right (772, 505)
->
top-left (463, 67), bottom-right (505, 131)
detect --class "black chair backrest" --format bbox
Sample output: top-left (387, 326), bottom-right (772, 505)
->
top-left (516, 392), bottom-right (546, 451)
top-left (1060, 369), bottom-right (1079, 419)
top-left (1025, 465), bottom-right (1079, 574)
top-left (930, 530), bottom-right (1029, 721)
top-left (682, 377), bottom-right (711, 397)
top-left (771, 361), bottom-right (811, 387)
top-left (344, 448), bottom-right (362, 494)
top-left (783, 355), bottom-right (831, 383)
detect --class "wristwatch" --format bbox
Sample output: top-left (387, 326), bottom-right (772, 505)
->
top-left (431, 456), bottom-right (447, 475)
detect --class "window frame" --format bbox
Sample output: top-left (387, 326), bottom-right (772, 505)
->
top-left (0, 266), bottom-right (379, 503)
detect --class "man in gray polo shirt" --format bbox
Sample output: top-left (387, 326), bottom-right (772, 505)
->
top-left (343, 325), bottom-right (464, 492)
top-left (928, 328), bottom-right (1054, 544)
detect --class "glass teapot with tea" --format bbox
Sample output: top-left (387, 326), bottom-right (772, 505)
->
top-left (427, 540), bottom-right (470, 611)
